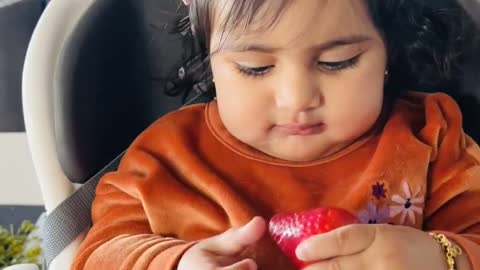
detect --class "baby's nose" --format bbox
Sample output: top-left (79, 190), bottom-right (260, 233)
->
top-left (275, 72), bottom-right (323, 113)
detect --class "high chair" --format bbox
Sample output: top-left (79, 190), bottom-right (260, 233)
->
top-left (13, 0), bottom-right (190, 269)
top-left (10, 0), bottom-right (480, 269)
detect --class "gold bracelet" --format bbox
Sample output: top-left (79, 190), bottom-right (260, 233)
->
top-left (429, 233), bottom-right (463, 270)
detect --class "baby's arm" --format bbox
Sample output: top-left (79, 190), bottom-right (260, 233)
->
top-left (423, 135), bottom-right (480, 270)
top-left (70, 130), bottom-right (240, 269)
top-left (71, 146), bottom-right (199, 270)
top-left (421, 95), bottom-right (480, 269)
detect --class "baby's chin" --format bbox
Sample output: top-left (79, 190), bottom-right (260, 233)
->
top-left (255, 137), bottom-right (350, 163)
top-left (271, 146), bottom-right (339, 162)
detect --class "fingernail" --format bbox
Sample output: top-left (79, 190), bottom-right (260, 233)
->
top-left (238, 218), bottom-right (254, 233)
top-left (244, 217), bottom-right (260, 228)
top-left (296, 243), bottom-right (308, 260)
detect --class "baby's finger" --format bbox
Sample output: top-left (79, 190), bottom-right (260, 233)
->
top-left (296, 224), bottom-right (376, 262)
top-left (201, 217), bottom-right (266, 255)
top-left (219, 258), bottom-right (257, 270)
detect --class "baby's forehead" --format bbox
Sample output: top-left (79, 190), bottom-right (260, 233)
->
top-left (210, 0), bottom-right (366, 29)
top-left (209, 0), bottom-right (376, 52)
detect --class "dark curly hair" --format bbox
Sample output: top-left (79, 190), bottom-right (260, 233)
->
top-left (164, 0), bottom-right (478, 105)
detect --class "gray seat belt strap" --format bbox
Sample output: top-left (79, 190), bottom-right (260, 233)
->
top-left (42, 152), bottom-right (124, 267)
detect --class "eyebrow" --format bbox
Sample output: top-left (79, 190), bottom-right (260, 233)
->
top-left (222, 35), bottom-right (373, 53)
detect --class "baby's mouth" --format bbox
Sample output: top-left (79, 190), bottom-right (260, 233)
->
top-left (275, 122), bottom-right (326, 136)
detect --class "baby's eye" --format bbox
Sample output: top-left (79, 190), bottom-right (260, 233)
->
top-left (318, 55), bottom-right (361, 71)
top-left (236, 65), bottom-right (274, 77)
top-left (235, 54), bottom-right (361, 78)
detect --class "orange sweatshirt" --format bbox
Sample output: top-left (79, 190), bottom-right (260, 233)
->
top-left (72, 92), bottom-right (480, 270)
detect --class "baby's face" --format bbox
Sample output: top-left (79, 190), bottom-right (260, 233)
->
top-left (209, 0), bottom-right (387, 162)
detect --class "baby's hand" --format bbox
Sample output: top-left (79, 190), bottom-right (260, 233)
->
top-left (177, 217), bottom-right (266, 270)
top-left (295, 224), bottom-right (457, 270)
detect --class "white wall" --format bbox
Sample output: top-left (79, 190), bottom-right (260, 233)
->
top-left (0, 132), bottom-right (43, 205)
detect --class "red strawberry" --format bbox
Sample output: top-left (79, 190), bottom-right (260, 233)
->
top-left (268, 207), bottom-right (359, 269)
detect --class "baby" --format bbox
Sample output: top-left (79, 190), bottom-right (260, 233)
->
top-left (72, 0), bottom-right (480, 269)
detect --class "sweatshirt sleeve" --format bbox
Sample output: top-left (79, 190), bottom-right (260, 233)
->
top-left (71, 104), bottom-right (260, 270)
top-left (420, 94), bottom-right (480, 269)
top-left (70, 143), bottom-right (200, 270)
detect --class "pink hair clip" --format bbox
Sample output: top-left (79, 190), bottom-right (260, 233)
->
top-left (182, 0), bottom-right (192, 5)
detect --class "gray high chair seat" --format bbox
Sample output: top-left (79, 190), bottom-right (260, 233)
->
top-left (16, 0), bottom-right (480, 269)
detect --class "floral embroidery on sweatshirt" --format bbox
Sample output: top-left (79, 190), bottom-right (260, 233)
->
top-left (358, 202), bottom-right (390, 224)
top-left (356, 181), bottom-right (390, 224)
top-left (372, 181), bottom-right (387, 200)
top-left (389, 180), bottom-right (424, 225)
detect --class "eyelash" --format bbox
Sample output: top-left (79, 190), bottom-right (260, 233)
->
top-left (236, 54), bottom-right (361, 78)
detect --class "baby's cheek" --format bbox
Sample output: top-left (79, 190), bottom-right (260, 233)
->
top-left (225, 116), bottom-right (269, 144)
top-left (327, 113), bottom-right (376, 143)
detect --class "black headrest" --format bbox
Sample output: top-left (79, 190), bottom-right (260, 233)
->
top-left (55, 0), bottom-right (185, 183)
